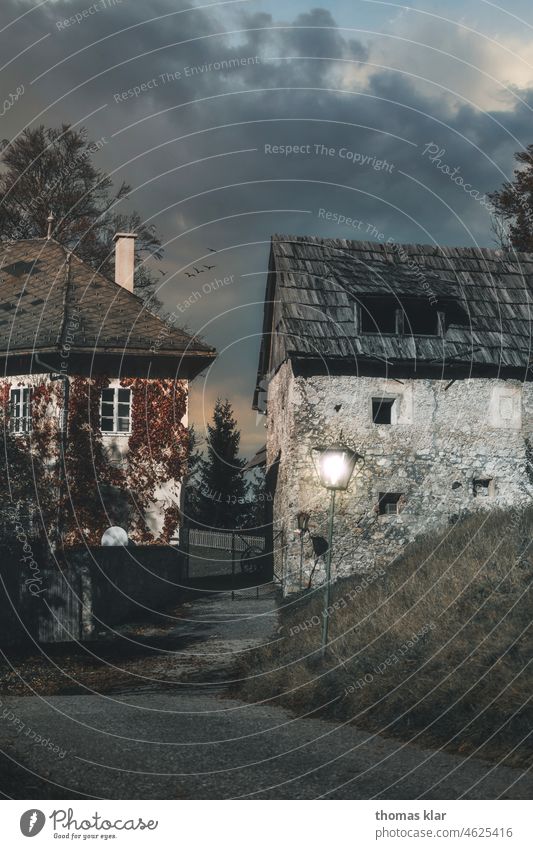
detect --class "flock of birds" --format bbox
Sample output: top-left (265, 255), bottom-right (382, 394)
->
top-left (185, 247), bottom-right (217, 278)
top-left (158, 248), bottom-right (218, 279)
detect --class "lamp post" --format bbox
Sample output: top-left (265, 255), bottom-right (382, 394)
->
top-left (311, 443), bottom-right (362, 656)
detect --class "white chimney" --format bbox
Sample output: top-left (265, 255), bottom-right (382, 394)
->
top-left (113, 232), bottom-right (137, 292)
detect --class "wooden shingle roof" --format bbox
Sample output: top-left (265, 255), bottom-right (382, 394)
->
top-left (254, 234), bottom-right (533, 400)
top-left (0, 238), bottom-right (215, 376)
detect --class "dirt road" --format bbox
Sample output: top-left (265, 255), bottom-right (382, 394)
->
top-left (0, 592), bottom-right (530, 799)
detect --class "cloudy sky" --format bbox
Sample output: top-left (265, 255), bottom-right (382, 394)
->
top-left (2, 0), bottom-right (533, 456)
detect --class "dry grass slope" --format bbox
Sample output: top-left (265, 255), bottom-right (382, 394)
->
top-left (237, 507), bottom-right (532, 768)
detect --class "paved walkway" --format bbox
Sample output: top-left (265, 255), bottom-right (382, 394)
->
top-left (1, 593), bottom-right (531, 799)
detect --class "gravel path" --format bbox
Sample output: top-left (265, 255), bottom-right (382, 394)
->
top-left (0, 592), bottom-right (530, 800)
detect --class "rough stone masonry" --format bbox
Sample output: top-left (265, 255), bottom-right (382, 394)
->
top-left (267, 363), bottom-right (533, 593)
top-left (254, 236), bottom-right (533, 595)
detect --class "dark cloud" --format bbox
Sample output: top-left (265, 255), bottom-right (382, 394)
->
top-left (1, 0), bottom-right (532, 453)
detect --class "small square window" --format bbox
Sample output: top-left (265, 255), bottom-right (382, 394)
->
top-left (378, 492), bottom-right (403, 515)
top-left (372, 397), bottom-right (397, 424)
top-left (473, 478), bottom-right (494, 497)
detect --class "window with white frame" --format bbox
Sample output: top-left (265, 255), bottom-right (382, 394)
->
top-left (10, 386), bottom-right (32, 434)
top-left (100, 387), bottom-right (131, 434)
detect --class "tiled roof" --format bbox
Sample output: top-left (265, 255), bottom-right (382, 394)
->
top-left (255, 235), bottom-right (533, 393)
top-left (0, 239), bottom-right (215, 365)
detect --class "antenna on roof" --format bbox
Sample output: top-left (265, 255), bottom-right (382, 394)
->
top-left (46, 210), bottom-right (55, 240)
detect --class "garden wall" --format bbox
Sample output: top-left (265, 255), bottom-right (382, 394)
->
top-left (0, 544), bottom-right (185, 644)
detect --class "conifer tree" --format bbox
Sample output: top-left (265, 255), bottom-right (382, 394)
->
top-left (195, 399), bottom-right (249, 528)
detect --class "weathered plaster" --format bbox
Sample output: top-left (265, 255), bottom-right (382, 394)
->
top-left (266, 363), bottom-right (533, 593)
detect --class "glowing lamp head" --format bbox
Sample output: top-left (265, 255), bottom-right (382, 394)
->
top-left (312, 443), bottom-right (362, 491)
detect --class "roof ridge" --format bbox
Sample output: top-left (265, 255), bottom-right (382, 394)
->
top-left (257, 231), bottom-right (533, 380)
top-left (270, 233), bottom-right (533, 261)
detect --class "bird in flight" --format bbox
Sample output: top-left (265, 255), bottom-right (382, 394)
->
top-left (203, 264), bottom-right (216, 270)
top-left (193, 266), bottom-right (204, 274)
top-left (185, 271), bottom-right (196, 278)
top-left (208, 247), bottom-right (217, 252)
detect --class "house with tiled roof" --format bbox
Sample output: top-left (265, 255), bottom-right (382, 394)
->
top-left (0, 232), bottom-right (216, 547)
top-left (254, 235), bottom-right (533, 593)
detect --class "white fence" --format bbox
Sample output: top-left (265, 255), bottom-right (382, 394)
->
top-left (187, 529), bottom-right (264, 552)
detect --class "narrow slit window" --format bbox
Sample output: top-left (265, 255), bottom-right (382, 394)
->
top-left (100, 387), bottom-right (131, 434)
top-left (378, 492), bottom-right (403, 515)
top-left (10, 386), bottom-right (32, 434)
top-left (473, 478), bottom-right (494, 497)
top-left (372, 397), bottom-right (396, 424)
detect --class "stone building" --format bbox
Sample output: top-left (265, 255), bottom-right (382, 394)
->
top-left (253, 235), bottom-right (533, 593)
top-left (0, 233), bottom-right (216, 546)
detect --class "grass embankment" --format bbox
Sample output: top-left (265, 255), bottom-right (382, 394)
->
top-left (236, 508), bottom-right (533, 768)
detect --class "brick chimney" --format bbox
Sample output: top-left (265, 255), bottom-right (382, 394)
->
top-left (113, 232), bottom-right (137, 292)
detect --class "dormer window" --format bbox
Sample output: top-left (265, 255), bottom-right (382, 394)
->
top-left (401, 300), bottom-right (444, 336)
top-left (356, 296), bottom-right (447, 338)
top-left (359, 297), bottom-right (397, 334)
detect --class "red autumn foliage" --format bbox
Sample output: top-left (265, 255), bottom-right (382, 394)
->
top-left (122, 377), bottom-right (188, 544)
top-left (1, 375), bottom-right (188, 548)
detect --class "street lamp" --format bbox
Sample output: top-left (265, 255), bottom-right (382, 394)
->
top-left (311, 442), bottom-right (363, 656)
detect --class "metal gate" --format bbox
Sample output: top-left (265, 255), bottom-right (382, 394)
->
top-left (182, 527), bottom-right (273, 597)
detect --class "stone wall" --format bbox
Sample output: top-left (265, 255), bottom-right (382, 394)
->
top-left (266, 362), bottom-right (533, 593)
top-left (0, 544), bottom-right (186, 644)
top-left (49, 546), bottom-right (185, 642)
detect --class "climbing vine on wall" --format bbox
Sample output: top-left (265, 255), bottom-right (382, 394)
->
top-left (62, 376), bottom-right (188, 546)
top-left (30, 380), bottom-right (60, 538)
top-left (123, 378), bottom-right (188, 544)
top-left (0, 375), bottom-right (188, 548)
top-left (0, 379), bottom-right (58, 541)
top-left (62, 374), bottom-right (119, 547)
